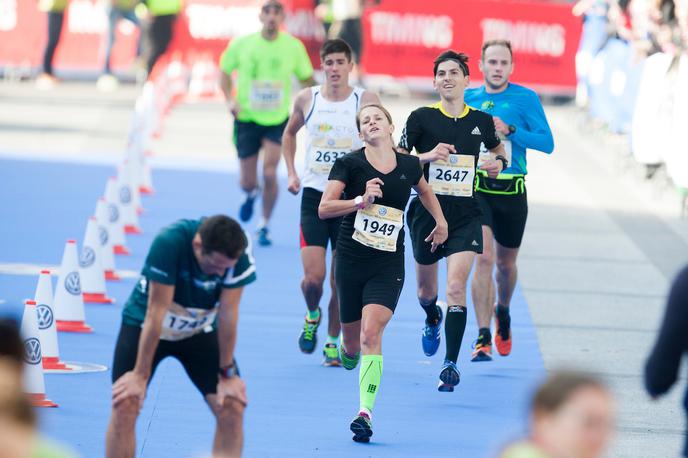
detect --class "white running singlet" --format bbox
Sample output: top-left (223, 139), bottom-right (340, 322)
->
top-left (302, 85), bottom-right (365, 192)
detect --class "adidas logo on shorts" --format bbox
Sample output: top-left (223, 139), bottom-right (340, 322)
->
top-left (471, 127), bottom-right (481, 135)
top-left (471, 240), bottom-right (479, 246)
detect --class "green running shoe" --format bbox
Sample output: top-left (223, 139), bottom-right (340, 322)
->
top-left (298, 309), bottom-right (321, 354)
top-left (340, 348), bottom-right (360, 370)
top-left (322, 343), bottom-right (342, 367)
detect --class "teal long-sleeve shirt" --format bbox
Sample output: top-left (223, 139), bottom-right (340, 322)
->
top-left (465, 83), bottom-right (554, 175)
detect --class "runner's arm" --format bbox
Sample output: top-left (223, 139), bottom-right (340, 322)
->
top-left (217, 286), bottom-right (245, 368)
top-left (318, 180), bottom-right (353, 219)
top-left (413, 177), bottom-right (448, 249)
top-left (509, 93), bottom-right (554, 154)
top-left (282, 89), bottom-right (310, 179)
top-left (133, 281), bottom-right (174, 379)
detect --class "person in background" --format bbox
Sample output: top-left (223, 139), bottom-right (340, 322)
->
top-left (142, 0), bottom-right (181, 75)
top-left (97, 0), bottom-right (142, 91)
top-left (36, 0), bottom-right (68, 89)
top-left (645, 265), bottom-right (688, 457)
top-left (0, 319), bottom-right (77, 458)
top-left (499, 371), bottom-right (614, 458)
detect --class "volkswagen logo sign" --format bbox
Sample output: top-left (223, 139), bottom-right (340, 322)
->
top-left (450, 155), bottom-right (458, 164)
top-left (327, 138), bottom-right (335, 147)
top-left (37, 304), bottom-right (54, 330)
top-left (65, 271), bottom-right (81, 295)
top-left (80, 247), bottom-right (96, 268)
top-left (98, 226), bottom-right (109, 246)
top-left (378, 207), bottom-right (387, 216)
top-left (119, 186), bottom-right (132, 204)
top-left (108, 203), bottom-right (119, 223)
top-left (24, 338), bottom-right (41, 365)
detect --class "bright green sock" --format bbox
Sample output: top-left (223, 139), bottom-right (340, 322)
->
top-left (326, 335), bottom-right (339, 346)
top-left (358, 355), bottom-right (383, 413)
top-left (306, 308), bottom-right (320, 322)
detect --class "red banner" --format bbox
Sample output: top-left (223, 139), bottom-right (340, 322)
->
top-left (0, 0), bottom-right (579, 92)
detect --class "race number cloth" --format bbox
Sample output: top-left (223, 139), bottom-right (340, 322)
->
top-left (428, 154), bottom-right (475, 197)
top-left (160, 302), bottom-right (216, 341)
top-left (352, 204), bottom-right (403, 252)
top-left (308, 137), bottom-right (354, 175)
top-left (249, 81), bottom-right (284, 111)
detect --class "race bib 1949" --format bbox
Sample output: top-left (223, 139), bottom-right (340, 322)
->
top-left (428, 154), bottom-right (475, 197)
top-left (249, 81), bottom-right (283, 111)
top-left (160, 303), bottom-right (216, 341)
top-left (308, 137), bottom-right (353, 175)
top-left (352, 204), bottom-right (403, 252)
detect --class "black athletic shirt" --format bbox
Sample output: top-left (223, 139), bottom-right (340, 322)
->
top-left (328, 148), bottom-right (422, 259)
top-left (398, 103), bottom-right (500, 214)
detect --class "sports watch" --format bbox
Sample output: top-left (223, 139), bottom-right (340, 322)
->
top-left (219, 362), bottom-right (239, 379)
top-left (354, 195), bottom-right (366, 210)
top-left (495, 155), bottom-right (508, 171)
top-left (507, 124), bottom-right (516, 136)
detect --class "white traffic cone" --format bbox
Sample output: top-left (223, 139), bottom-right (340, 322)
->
top-left (117, 163), bottom-right (143, 235)
top-left (21, 300), bottom-right (58, 407)
top-left (54, 240), bottom-right (93, 333)
top-left (140, 160), bottom-right (154, 195)
top-left (34, 270), bottom-right (69, 371)
top-left (105, 177), bottom-right (130, 255)
top-left (95, 198), bottom-right (121, 281)
top-left (79, 217), bottom-right (115, 304)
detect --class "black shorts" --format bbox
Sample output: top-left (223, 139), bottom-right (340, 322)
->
top-left (476, 188), bottom-right (528, 249)
top-left (233, 119), bottom-right (287, 159)
top-left (335, 254), bottom-right (404, 324)
top-left (300, 187), bottom-right (342, 249)
top-left (111, 324), bottom-right (238, 397)
top-left (407, 196), bottom-right (483, 265)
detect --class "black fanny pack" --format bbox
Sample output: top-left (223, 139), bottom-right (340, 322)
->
top-left (475, 172), bottom-right (525, 195)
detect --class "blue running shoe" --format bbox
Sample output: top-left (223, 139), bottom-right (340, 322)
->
top-left (340, 348), bottom-right (360, 370)
top-left (421, 305), bottom-right (443, 356)
top-left (350, 412), bottom-right (373, 443)
top-left (239, 192), bottom-right (257, 222)
top-left (256, 227), bottom-right (272, 246)
top-left (437, 360), bottom-right (460, 392)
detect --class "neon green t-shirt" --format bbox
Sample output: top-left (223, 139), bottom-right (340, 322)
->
top-left (145, 0), bottom-right (180, 16)
top-left (219, 31), bottom-right (314, 126)
top-left (38, 0), bottom-right (68, 13)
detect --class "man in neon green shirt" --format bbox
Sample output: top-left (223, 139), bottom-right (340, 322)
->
top-left (143, 0), bottom-right (181, 74)
top-left (219, 0), bottom-right (315, 246)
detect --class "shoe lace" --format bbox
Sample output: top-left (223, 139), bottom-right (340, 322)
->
top-left (302, 321), bottom-right (316, 340)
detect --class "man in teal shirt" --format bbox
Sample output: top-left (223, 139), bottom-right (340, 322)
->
top-left (219, 0), bottom-right (315, 246)
top-left (106, 215), bottom-right (255, 458)
top-left (465, 40), bottom-right (554, 362)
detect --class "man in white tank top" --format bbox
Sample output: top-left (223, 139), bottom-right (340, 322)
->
top-left (282, 39), bottom-right (379, 365)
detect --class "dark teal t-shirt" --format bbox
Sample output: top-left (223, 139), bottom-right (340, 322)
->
top-left (122, 219), bottom-right (256, 327)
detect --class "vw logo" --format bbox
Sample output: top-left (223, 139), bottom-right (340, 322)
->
top-left (24, 338), bottom-right (41, 365)
top-left (327, 138), bottom-right (335, 147)
top-left (378, 207), bottom-right (387, 216)
top-left (98, 226), bottom-right (109, 246)
top-left (119, 186), bottom-right (131, 204)
top-left (37, 304), bottom-right (54, 330)
top-left (108, 203), bottom-right (119, 223)
top-left (450, 155), bottom-right (458, 164)
top-left (65, 271), bottom-right (81, 295)
top-left (80, 247), bottom-right (96, 268)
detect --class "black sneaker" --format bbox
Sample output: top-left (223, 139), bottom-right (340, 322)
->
top-left (350, 412), bottom-right (373, 443)
top-left (438, 360), bottom-right (460, 392)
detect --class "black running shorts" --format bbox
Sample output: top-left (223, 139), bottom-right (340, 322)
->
top-left (335, 254), bottom-right (404, 324)
top-left (111, 324), bottom-right (238, 397)
top-left (300, 187), bottom-right (342, 249)
top-left (407, 196), bottom-right (483, 265)
top-left (476, 189), bottom-right (528, 249)
top-left (233, 119), bottom-right (287, 159)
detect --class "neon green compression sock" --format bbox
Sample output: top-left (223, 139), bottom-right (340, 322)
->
top-left (359, 355), bottom-right (383, 413)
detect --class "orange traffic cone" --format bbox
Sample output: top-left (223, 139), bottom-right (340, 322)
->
top-left (54, 240), bottom-right (93, 333)
top-left (117, 163), bottom-right (143, 235)
top-left (21, 300), bottom-right (58, 407)
top-left (95, 199), bottom-right (121, 281)
top-left (79, 217), bottom-right (115, 304)
top-left (105, 177), bottom-right (130, 255)
top-left (34, 270), bottom-right (69, 371)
